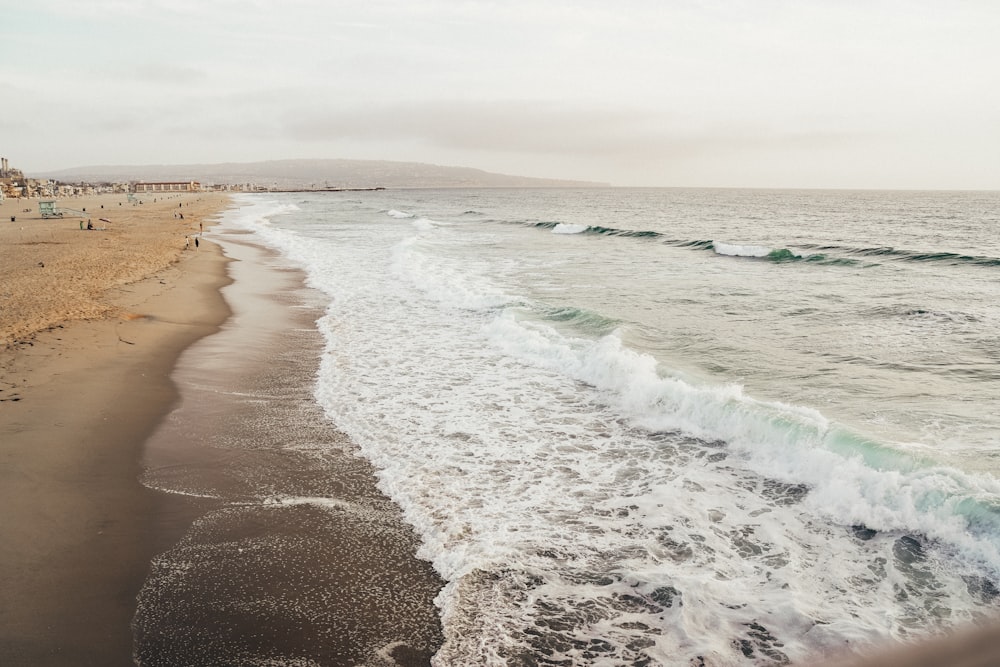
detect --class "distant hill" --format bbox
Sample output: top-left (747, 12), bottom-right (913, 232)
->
top-left (36, 159), bottom-right (607, 189)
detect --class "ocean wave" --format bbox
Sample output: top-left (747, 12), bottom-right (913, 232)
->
top-left (226, 196), bottom-right (302, 227)
top-left (714, 239), bottom-right (1000, 268)
top-left (504, 213), bottom-right (1000, 269)
top-left (898, 251), bottom-right (1000, 267)
top-left (483, 314), bottom-right (1000, 570)
top-left (587, 225), bottom-right (664, 239)
top-left (862, 305), bottom-right (983, 324)
top-left (798, 243), bottom-right (1000, 268)
top-left (519, 219), bottom-right (669, 241)
top-left (713, 241), bottom-right (772, 258)
top-left (712, 242), bottom-right (861, 265)
top-left (551, 223), bottom-right (588, 234)
top-left (229, 191), bottom-right (1000, 665)
top-left (537, 305), bottom-right (621, 336)
top-left (674, 239), bottom-right (715, 249)
top-left (510, 216), bottom-right (870, 266)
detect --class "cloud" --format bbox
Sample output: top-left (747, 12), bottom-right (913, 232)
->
top-left (280, 100), bottom-right (859, 161)
top-left (133, 63), bottom-right (209, 84)
top-left (6, 1), bottom-right (1000, 187)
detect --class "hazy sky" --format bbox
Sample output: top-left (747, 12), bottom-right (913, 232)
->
top-left (2, 0), bottom-right (998, 188)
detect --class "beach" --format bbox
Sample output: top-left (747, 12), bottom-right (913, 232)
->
top-left (0, 193), bottom-right (443, 665)
top-left (0, 193), bottom-right (219, 348)
top-left (4, 186), bottom-right (1000, 666)
top-left (0, 193), bottom-right (231, 664)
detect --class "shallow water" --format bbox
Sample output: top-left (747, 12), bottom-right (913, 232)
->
top-left (226, 188), bottom-right (1000, 665)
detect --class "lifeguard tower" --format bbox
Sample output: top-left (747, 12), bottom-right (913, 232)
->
top-left (39, 200), bottom-right (62, 218)
top-left (39, 200), bottom-right (87, 218)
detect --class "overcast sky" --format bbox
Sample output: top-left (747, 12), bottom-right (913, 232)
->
top-left (2, 0), bottom-right (998, 188)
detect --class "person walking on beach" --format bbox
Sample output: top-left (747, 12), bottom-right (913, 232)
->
top-left (194, 237), bottom-right (199, 249)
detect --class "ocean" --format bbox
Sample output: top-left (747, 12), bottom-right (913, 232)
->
top-left (219, 187), bottom-right (1000, 665)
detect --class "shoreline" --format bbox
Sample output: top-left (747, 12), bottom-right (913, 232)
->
top-left (134, 221), bottom-right (444, 665)
top-left (0, 193), bottom-right (444, 665)
top-left (0, 192), bottom-right (233, 664)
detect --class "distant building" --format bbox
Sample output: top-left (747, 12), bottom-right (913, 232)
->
top-left (1, 156), bottom-right (27, 198)
top-left (133, 181), bottom-right (201, 194)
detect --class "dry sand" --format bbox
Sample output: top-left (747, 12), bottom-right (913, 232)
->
top-left (0, 193), bottom-right (219, 348)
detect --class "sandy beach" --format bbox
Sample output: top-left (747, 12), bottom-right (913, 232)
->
top-left (0, 193), bottom-right (219, 348)
top-left (0, 193), bottom-right (229, 664)
top-left (0, 193), bottom-right (443, 665)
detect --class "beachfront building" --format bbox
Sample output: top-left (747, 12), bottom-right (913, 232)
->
top-left (133, 181), bottom-right (201, 194)
top-left (1, 156), bottom-right (26, 199)
top-left (0, 178), bottom-right (16, 199)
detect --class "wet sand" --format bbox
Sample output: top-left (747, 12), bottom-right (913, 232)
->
top-left (0, 193), bottom-right (443, 665)
top-left (135, 227), bottom-right (444, 665)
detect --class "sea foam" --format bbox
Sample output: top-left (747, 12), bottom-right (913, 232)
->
top-left (221, 192), bottom-right (1000, 666)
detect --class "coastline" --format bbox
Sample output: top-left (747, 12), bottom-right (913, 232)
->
top-left (133, 222), bottom-right (443, 665)
top-left (0, 192), bottom-right (444, 665)
top-left (5, 188), bottom-right (998, 665)
top-left (0, 193), bottom-right (233, 664)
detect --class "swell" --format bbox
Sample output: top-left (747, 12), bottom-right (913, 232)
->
top-left (510, 219), bottom-right (1000, 269)
top-left (483, 314), bottom-right (1000, 572)
top-left (797, 243), bottom-right (1000, 267)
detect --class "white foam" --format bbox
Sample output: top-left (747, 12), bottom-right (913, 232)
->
top-left (714, 241), bottom-right (771, 257)
top-left (389, 234), bottom-right (512, 312)
top-left (481, 312), bottom-right (1000, 565)
top-left (263, 495), bottom-right (350, 510)
top-left (552, 223), bottom-right (587, 234)
top-left (412, 217), bottom-right (436, 232)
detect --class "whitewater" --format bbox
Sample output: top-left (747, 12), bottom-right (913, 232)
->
top-left (221, 187), bottom-right (1000, 666)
